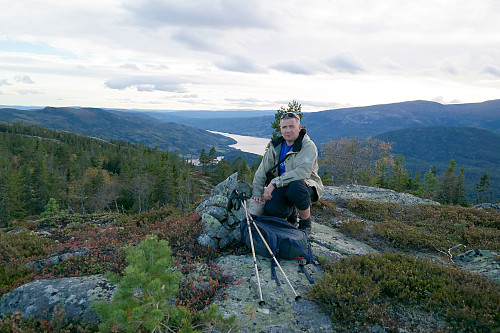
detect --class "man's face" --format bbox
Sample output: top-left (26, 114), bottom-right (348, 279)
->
top-left (280, 117), bottom-right (301, 144)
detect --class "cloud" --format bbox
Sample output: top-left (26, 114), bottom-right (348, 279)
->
top-left (0, 79), bottom-right (10, 86)
top-left (480, 64), bottom-right (500, 77)
top-left (105, 76), bottom-right (188, 92)
top-left (325, 52), bottom-right (366, 74)
top-left (215, 55), bottom-right (264, 73)
top-left (15, 75), bottom-right (35, 83)
top-left (124, 0), bottom-right (273, 29)
top-left (440, 62), bottom-right (459, 75)
top-left (120, 63), bottom-right (141, 71)
top-left (271, 60), bottom-right (323, 75)
top-left (18, 90), bottom-right (40, 95)
top-left (171, 30), bottom-right (218, 52)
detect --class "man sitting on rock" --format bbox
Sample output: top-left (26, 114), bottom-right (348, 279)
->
top-left (251, 112), bottom-right (324, 234)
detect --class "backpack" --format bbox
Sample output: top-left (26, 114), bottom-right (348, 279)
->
top-left (239, 214), bottom-right (316, 285)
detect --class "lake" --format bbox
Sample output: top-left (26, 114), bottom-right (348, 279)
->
top-left (209, 131), bottom-right (269, 156)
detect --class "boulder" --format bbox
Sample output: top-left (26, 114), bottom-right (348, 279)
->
top-left (0, 274), bottom-right (115, 322)
top-left (322, 184), bottom-right (440, 206)
top-left (474, 203), bottom-right (500, 211)
top-left (456, 249), bottom-right (500, 284)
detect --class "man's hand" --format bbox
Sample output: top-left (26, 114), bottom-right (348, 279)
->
top-left (251, 196), bottom-right (263, 202)
top-left (263, 183), bottom-right (275, 201)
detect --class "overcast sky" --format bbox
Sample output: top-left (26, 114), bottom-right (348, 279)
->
top-left (1, 0), bottom-right (499, 112)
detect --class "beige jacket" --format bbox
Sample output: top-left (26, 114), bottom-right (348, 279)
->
top-left (252, 129), bottom-right (324, 199)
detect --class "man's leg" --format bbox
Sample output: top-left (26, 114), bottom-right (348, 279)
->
top-left (284, 181), bottom-right (315, 233)
top-left (264, 186), bottom-right (294, 219)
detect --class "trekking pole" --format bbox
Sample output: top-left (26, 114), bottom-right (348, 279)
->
top-left (243, 200), bottom-right (266, 306)
top-left (242, 200), bottom-right (302, 302)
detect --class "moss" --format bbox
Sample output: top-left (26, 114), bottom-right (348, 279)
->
top-left (310, 253), bottom-right (500, 332)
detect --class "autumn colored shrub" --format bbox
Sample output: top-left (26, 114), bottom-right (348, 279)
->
top-left (176, 259), bottom-right (235, 312)
top-left (311, 200), bottom-right (339, 219)
top-left (0, 306), bottom-right (99, 333)
top-left (310, 253), bottom-right (500, 332)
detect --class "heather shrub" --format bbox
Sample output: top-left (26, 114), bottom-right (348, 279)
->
top-left (337, 218), bottom-right (370, 241)
top-left (345, 199), bottom-right (500, 252)
top-left (0, 232), bottom-right (53, 295)
top-left (310, 253), bottom-right (500, 332)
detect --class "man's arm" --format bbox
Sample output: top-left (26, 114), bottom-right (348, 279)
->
top-left (251, 143), bottom-right (275, 198)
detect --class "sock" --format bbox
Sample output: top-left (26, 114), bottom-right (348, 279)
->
top-left (299, 217), bottom-right (311, 230)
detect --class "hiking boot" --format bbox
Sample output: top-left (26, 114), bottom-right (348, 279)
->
top-left (299, 217), bottom-right (312, 235)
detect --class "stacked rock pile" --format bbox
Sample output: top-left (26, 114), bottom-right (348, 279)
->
top-left (195, 173), bottom-right (253, 249)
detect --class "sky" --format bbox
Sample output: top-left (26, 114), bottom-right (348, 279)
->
top-left (1, 0), bottom-right (500, 112)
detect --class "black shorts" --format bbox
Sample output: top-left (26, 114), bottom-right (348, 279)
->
top-left (264, 180), bottom-right (318, 219)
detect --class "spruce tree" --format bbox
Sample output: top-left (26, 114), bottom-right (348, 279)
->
top-left (199, 148), bottom-right (209, 171)
top-left (92, 235), bottom-right (187, 332)
top-left (475, 171), bottom-right (493, 204)
top-left (208, 147), bottom-right (217, 169)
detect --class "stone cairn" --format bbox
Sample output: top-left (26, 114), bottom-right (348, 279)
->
top-left (195, 172), bottom-right (257, 249)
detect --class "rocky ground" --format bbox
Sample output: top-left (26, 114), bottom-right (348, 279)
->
top-left (1, 178), bottom-right (498, 332)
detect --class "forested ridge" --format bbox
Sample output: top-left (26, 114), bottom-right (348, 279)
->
top-left (0, 107), bottom-right (236, 156)
top-left (0, 122), bottom-right (205, 227)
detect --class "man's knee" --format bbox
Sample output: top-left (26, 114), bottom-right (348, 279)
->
top-left (285, 180), bottom-right (312, 211)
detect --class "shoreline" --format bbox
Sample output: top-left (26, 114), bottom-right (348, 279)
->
top-left (209, 131), bottom-right (269, 156)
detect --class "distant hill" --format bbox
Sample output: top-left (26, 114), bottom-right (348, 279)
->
top-left (0, 107), bottom-right (237, 157)
top-left (374, 126), bottom-right (500, 201)
top-left (146, 100), bottom-right (500, 145)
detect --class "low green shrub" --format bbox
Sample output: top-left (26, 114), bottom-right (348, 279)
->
top-left (310, 253), bottom-right (500, 332)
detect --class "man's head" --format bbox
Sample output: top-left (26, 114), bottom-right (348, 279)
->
top-left (280, 112), bottom-right (301, 145)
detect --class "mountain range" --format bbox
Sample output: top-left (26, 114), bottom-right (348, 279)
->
top-left (1, 100), bottom-right (499, 201)
top-left (142, 100), bottom-right (500, 145)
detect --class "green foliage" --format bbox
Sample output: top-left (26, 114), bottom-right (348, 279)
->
top-left (475, 171), bottom-right (493, 204)
top-left (346, 199), bottom-right (500, 252)
top-left (271, 100), bottom-right (304, 139)
top-left (92, 235), bottom-right (235, 332)
top-left (198, 148), bottom-right (209, 172)
top-left (41, 198), bottom-right (68, 218)
top-left (0, 122), bottom-right (203, 226)
top-left (374, 126), bottom-right (500, 202)
top-left (437, 160), bottom-right (468, 206)
top-left (310, 253), bottom-right (500, 332)
top-left (421, 167), bottom-right (439, 200)
top-left (92, 235), bottom-right (183, 332)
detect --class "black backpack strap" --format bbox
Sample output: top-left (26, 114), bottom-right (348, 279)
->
top-left (297, 259), bottom-right (315, 284)
top-left (270, 260), bottom-right (280, 286)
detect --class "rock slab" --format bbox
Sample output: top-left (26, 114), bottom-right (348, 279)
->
top-left (0, 275), bottom-right (115, 322)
